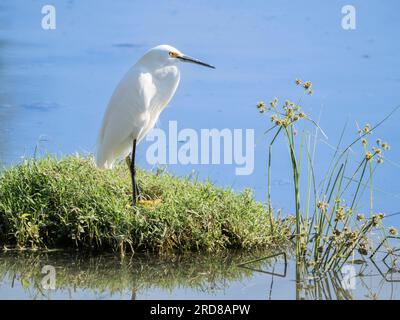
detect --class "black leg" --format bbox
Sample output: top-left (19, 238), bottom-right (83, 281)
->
top-left (129, 139), bottom-right (138, 206)
top-left (134, 178), bottom-right (141, 199)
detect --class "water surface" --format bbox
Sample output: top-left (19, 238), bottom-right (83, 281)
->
top-left (0, 250), bottom-right (399, 300)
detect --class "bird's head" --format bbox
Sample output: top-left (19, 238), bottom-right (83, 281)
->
top-left (140, 44), bottom-right (215, 69)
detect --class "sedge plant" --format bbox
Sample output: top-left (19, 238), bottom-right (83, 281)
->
top-left (257, 80), bottom-right (398, 273)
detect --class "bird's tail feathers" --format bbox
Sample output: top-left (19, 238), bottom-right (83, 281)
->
top-left (95, 145), bottom-right (114, 169)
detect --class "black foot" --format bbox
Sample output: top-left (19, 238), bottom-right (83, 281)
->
top-left (132, 184), bottom-right (144, 206)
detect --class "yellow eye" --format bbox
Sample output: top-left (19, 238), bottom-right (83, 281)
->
top-left (169, 51), bottom-right (178, 58)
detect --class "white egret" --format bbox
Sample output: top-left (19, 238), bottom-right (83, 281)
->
top-left (95, 44), bottom-right (215, 206)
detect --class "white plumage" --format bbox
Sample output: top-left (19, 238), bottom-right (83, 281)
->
top-left (95, 45), bottom-right (181, 169)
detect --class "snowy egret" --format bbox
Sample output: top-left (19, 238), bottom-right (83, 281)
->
top-left (95, 44), bottom-right (215, 206)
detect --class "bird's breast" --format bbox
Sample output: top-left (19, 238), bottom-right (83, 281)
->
top-left (150, 66), bottom-right (180, 114)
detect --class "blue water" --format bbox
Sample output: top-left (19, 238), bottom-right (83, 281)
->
top-left (1, 0), bottom-right (400, 217)
top-left (1, 0), bottom-right (400, 299)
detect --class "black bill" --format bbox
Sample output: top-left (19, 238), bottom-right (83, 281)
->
top-left (178, 55), bottom-right (215, 69)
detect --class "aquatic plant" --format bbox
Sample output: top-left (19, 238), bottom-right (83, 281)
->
top-left (257, 80), bottom-right (398, 273)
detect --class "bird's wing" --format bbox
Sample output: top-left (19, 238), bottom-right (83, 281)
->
top-left (96, 67), bottom-right (157, 168)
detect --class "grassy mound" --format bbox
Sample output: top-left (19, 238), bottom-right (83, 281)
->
top-left (0, 155), bottom-right (289, 253)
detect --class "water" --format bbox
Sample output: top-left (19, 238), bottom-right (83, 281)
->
top-left (1, 0), bottom-right (400, 299)
top-left (0, 249), bottom-right (399, 300)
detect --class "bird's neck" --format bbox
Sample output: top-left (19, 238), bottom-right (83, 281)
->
top-left (152, 65), bottom-right (179, 79)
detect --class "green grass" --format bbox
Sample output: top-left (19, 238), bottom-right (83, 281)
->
top-left (0, 155), bottom-right (290, 253)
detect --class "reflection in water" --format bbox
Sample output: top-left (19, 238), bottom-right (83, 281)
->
top-left (238, 252), bottom-right (287, 278)
top-left (0, 250), bottom-right (278, 299)
top-left (296, 264), bottom-right (354, 300)
top-left (370, 236), bottom-right (400, 283)
top-left (0, 249), bottom-right (398, 300)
